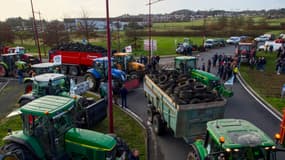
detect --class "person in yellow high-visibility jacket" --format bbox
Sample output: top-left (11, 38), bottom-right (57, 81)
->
top-left (233, 65), bottom-right (239, 82)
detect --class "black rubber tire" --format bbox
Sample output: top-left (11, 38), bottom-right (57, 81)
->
top-left (193, 84), bottom-right (207, 92)
top-left (187, 145), bottom-right (201, 160)
top-left (19, 99), bottom-right (32, 107)
top-left (159, 74), bottom-right (168, 84)
top-left (153, 114), bottom-right (164, 136)
top-left (61, 65), bottom-right (69, 75)
top-left (69, 66), bottom-right (80, 76)
top-left (189, 98), bottom-right (201, 104)
top-left (84, 73), bottom-right (98, 91)
top-left (147, 107), bottom-right (154, 122)
top-left (0, 64), bottom-right (7, 77)
top-left (0, 143), bottom-right (36, 160)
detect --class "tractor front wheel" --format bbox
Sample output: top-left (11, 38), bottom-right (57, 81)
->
top-left (85, 73), bottom-right (98, 91)
top-left (187, 145), bottom-right (201, 160)
top-left (1, 143), bottom-right (35, 160)
top-left (0, 64), bottom-right (7, 77)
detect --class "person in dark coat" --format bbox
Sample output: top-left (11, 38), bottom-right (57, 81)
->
top-left (129, 149), bottom-right (140, 160)
top-left (207, 59), bottom-right (211, 72)
top-left (202, 63), bottom-right (206, 71)
top-left (120, 84), bottom-right (128, 108)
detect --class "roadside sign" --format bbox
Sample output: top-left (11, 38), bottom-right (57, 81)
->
top-left (125, 45), bottom-right (132, 53)
top-left (144, 40), bottom-right (157, 51)
top-left (53, 55), bottom-right (62, 65)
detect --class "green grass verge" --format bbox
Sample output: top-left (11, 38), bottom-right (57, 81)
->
top-left (239, 51), bottom-right (285, 112)
top-left (0, 96), bottom-right (146, 160)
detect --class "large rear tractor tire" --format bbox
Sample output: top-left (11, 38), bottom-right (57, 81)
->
top-left (69, 66), bottom-right (80, 76)
top-left (187, 145), bottom-right (201, 160)
top-left (0, 64), bottom-right (7, 77)
top-left (153, 114), bottom-right (164, 136)
top-left (0, 143), bottom-right (35, 160)
top-left (84, 73), bottom-right (98, 91)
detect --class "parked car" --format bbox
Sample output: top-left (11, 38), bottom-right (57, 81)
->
top-left (215, 38), bottom-right (226, 47)
top-left (226, 36), bottom-right (240, 44)
top-left (275, 38), bottom-right (285, 43)
top-left (255, 35), bottom-right (270, 42)
top-left (203, 39), bottom-right (218, 48)
top-left (258, 41), bottom-right (283, 51)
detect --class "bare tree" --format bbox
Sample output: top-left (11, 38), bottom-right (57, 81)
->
top-left (76, 9), bottom-right (96, 42)
top-left (0, 22), bottom-right (15, 44)
top-left (43, 20), bottom-right (69, 47)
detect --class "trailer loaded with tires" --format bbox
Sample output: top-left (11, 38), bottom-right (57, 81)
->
top-left (144, 71), bottom-right (227, 142)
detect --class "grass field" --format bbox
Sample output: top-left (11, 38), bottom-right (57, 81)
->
top-left (239, 51), bottom-right (285, 112)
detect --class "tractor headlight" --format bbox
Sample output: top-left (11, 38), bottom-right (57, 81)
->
top-left (272, 146), bottom-right (276, 150)
top-left (225, 148), bottom-right (231, 152)
top-left (265, 147), bottom-right (270, 150)
top-left (233, 149), bottom-right (239, 152)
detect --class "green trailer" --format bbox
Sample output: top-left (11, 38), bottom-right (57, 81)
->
top-left (144, 75), bottom-right (227, 142)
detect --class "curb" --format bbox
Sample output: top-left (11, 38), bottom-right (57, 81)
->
top-left (0, 79), bottom-right (9, 93)
top-left (86, 91), bottom-right (150, 160)
top-left (237, 73), bottom-right (282, 121)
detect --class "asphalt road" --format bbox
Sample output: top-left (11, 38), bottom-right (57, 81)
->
top-left (126, 46), bottom-right (285, 160)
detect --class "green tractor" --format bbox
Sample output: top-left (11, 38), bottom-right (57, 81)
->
top-left (174, 56), bottom-right (233, 98)
top-left (18, 73), bottom-right (106, 128)
top-left (188, 119), bottom-right (277, 160)
top-left (1, 95), bottom-right (129, 160)
top-left (0, 53), bottom-right (26, 77)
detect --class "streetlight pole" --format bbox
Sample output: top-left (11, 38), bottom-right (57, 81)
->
top-left (146, 0), bottom-right (164, 63)
top-left (30, 0), bottom-right (42, 62)
top-left (105, 0), bottom-right (113, 133)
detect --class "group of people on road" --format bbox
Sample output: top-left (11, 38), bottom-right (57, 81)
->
top-left (276, 46), bottom-right (285, 75)
top-left (200, 53), bottom-right (239, 82)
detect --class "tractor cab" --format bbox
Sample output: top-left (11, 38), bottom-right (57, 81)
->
top-left (113, 52), bottom-right (145, 72)
top-left (174, 56), bottom-right (197, 74)
top-left (30, 62), bottom-right (61, 76)
top-left (191, 119), bottom-right (277, 160)
top-left (2, 95), bottom-right (117, 160)
top-left (93, 57), bottom-right (115, 78)
top-left (31, 73), bottom-right (70, 97)
top-left (236, 42), bottom-right (256, 63)
top-left (8, 46), bottom-right (40, 64)
top-left (0, 53), bottom-right (26, 77)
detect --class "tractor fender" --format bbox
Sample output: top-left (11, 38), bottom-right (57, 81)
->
top-left (23, 77), bottom-right (33, 84)
top-left (192, 139), bottom-right (208, 159)
top-left (112, 69), bottom-right (126, 81)
top-left (0, 62), bottom-right (8, 70)
top-left (18, 94), bottom-right (35, 104)
top-left (3, 133), bottom-right (45, 159)
top-left (86, 68), bottom-right (101, 79)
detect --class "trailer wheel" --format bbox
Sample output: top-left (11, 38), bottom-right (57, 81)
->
top-left (69, 66), bottom-right (80, 76)
top-left (85, 73), bottom-right (98, 91)
top-left (187, 145), bottom-right (201, 160)
top-left (153, 114), bottom-right (164, 135)
top-left (1, 143), bottom-right (35, 160)
top-left (61, 65), bottom-right (69, 74)
top-left (147, 107), bottom-right (154, 122)
top-left (0, 64), bottom-right (7, 77)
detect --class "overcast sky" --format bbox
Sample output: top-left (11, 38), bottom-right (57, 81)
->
top-left (1, 0), bottom-right (285, 21)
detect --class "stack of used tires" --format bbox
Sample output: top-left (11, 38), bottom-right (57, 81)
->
top-left (50, 42), bottom-right (107, 54)
top-left (148, 70), bottom-right (222, 105)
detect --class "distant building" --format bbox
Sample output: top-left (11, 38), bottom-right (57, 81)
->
top-left (63, 17), bottom-right (145, 32)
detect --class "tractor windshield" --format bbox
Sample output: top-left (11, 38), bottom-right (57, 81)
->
top-left (225, 147), bottom-right (276, 160)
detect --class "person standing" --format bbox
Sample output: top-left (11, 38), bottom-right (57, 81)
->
top-left (16, 61), bottom-right (25, 84)
top-left (129, 149), bottom-right (140, 160)
top-left (207, 59), bottom-right (211, 72)
top-left (233, 65), bottom-right (239, 82)
top-left (202, 63), bottom-right (206, 71)
top-left (120, 85), bottom-right (128, 108)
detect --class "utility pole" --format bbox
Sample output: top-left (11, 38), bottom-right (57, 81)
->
top-left (105, 0), bottom-right (113, 133)
top-left (35, 11), bottom-right (47, 57)
top-left (30, 0), bottom-right (42, 62)
top-left (146, 0), bottom-right (164, 63)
